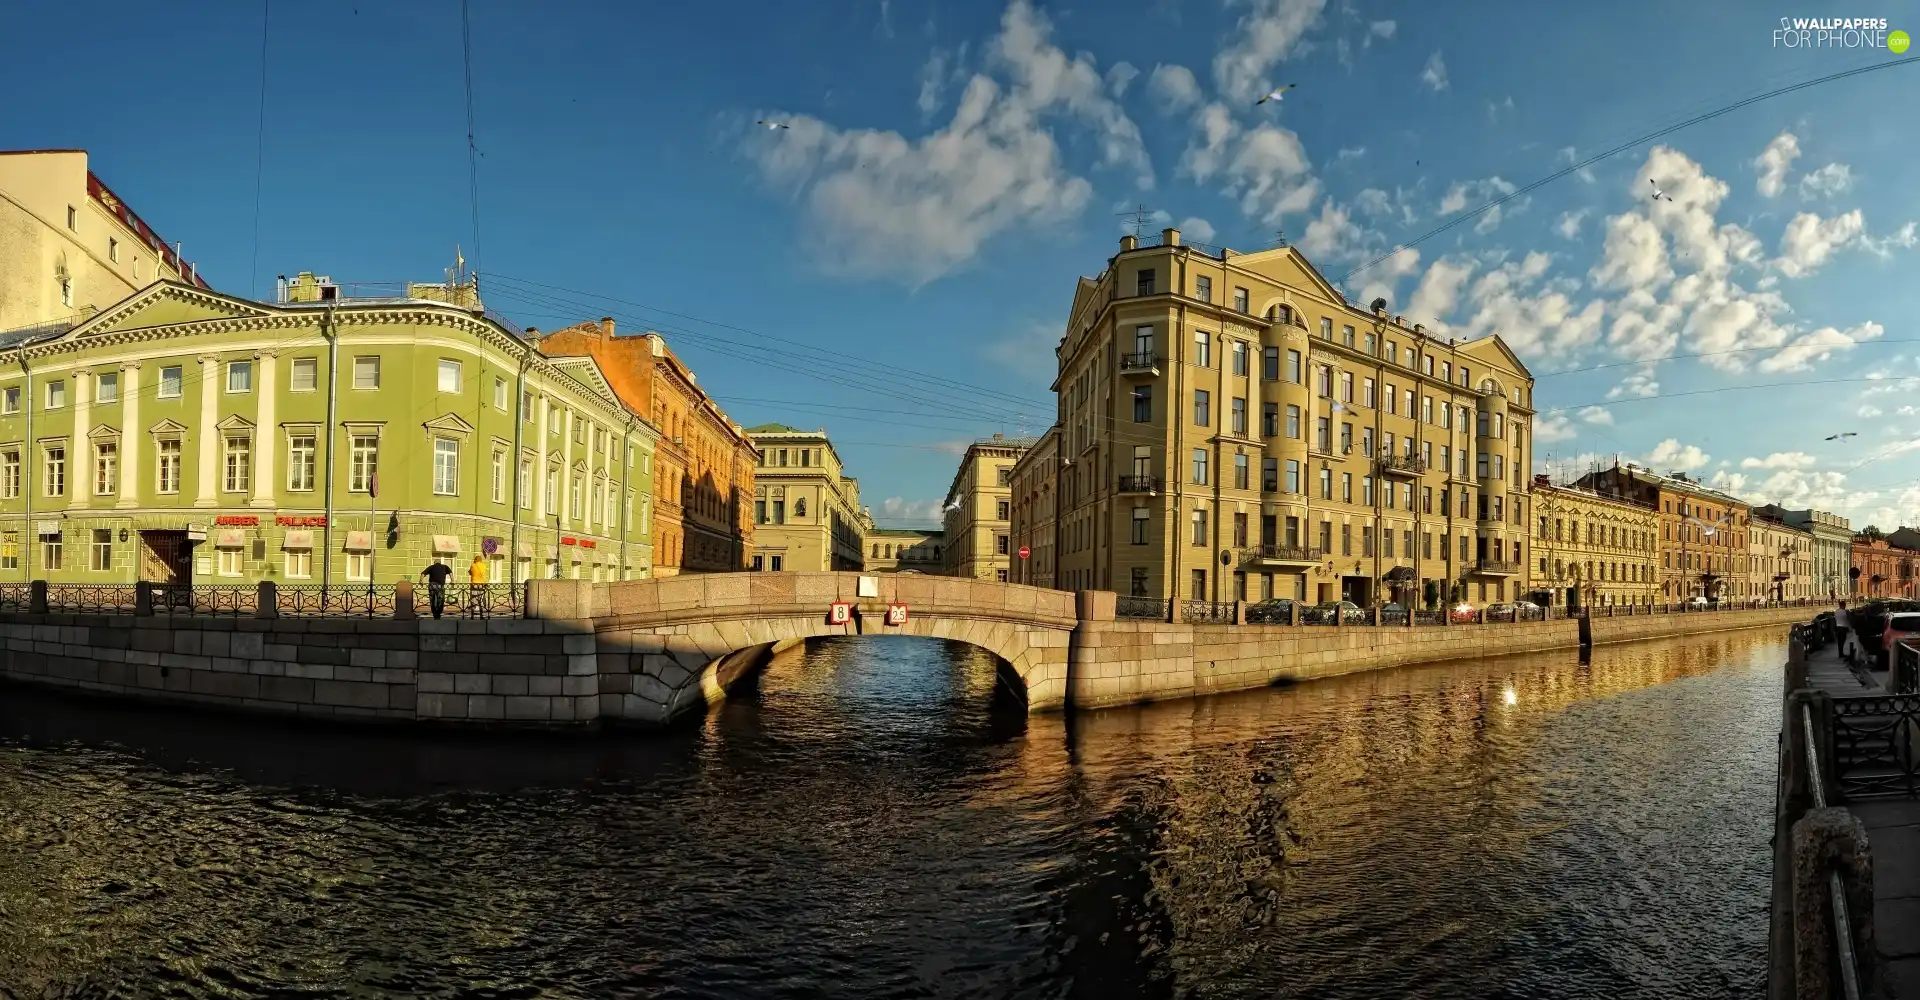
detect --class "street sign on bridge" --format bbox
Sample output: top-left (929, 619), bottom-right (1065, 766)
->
top-left (1018, 545), bottom-right (1031, 560)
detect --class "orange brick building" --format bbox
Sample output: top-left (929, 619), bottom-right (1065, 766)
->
top-left (537, 319), bottom-right (757, 574)
top-left (1850, 534), bottom-right (1916, 599)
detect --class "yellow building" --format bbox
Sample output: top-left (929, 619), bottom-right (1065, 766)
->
top-left (1049, 229), bottom-right (1538, 608)
top-left (746, 424), bottom-right (869, 571)
top-left (1, 149), bottom-right (212, 336)
top-left (1008, 426), bottom-right (1060, 588)
top-left (941, 434), bottom-right (1033, 582)
top-left (1530, 479), bottom-right (1660, 609)
top-left (1750, 513), bottom-right (1815, 602)
top-left (866, 528), bottom-right (944, 573)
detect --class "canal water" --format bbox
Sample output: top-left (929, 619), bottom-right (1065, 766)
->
top-left (0, 629), bottom-right (1785, 999)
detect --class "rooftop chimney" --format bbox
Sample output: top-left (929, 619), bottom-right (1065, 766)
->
top-left (1413, 323), bottom-right (1424, 334)
top-left (1162, 227), bottom-right (1181, 246)
top-left (600, 317), bottom-right (615, 338)
top-left (525, 327), bottom-right (539, 337)
top-left (1120, 234), bottom-right (1138, 251)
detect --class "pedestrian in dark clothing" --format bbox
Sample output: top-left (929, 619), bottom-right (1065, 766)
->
top-left (421, 561), bottom-right (455, 619)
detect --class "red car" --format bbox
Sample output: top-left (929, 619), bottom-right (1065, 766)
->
top-left (1449, 603), bottom-right (1477, 624)
top-left (1884, 612), bottom-right (1920, 661)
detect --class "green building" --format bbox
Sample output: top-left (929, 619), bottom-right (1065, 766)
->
top-left (0, 272), bottom-right (658, 586)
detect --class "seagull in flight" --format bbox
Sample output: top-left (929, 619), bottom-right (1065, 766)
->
top-left (1648, 178), bottom-right (1672, 202)
top-left (1255, 84), bottom-right (1296, 106)
top-left (1825, 432), bottom-right (1858, 441)
top-left (755, 120), bottom-right (790, 130)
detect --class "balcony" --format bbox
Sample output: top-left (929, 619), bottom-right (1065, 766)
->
top-left (1378, 454), bottom-right (1426, 478)
top-left (1119, 352), bottom-right (1161, 376)
top-left (1248, 544), bottom-right (1323, 566)
top-left (1309, 439), bottom-right (1346, 459)
top-left (1117, 475), bottom-right (1162, 495)
top-left (1471, 559), bottom-right (1522, 576)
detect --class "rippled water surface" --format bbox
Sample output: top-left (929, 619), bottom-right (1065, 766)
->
top-left (0, 629), bottom-right (1786, 999)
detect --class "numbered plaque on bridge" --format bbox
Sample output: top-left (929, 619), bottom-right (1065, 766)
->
top-left (829, 602), bottom-right (854, 625)
top-left (885, 603), bottom-right (910, 627)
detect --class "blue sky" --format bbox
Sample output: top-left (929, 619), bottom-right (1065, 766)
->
top-left (4, 0), bottom-right (1918, 529)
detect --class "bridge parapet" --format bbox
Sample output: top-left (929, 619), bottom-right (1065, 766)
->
top-left (531, 572), bottom-right (1080, 631)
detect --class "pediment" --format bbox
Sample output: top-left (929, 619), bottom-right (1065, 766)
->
top-left (215, 413), bottom-right (256, 431)
top-left (149, 418), bottom-right (189, 436)
top-left (73, 281), bottom-right (276, 338)
top-left (423, 412), bottom-right (475, 436)
top-left (1234, 247), bottom-right (1349, 307)
top-left (87, 424), bottom-right (121, 440)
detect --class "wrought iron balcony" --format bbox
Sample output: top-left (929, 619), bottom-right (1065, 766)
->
top-left (1248, 544), bottom-right (1323, 565)
top-left (1472, 558), bottom-right (1522, 576)
top-left (1119, 352), bottom-right (1161, 375)
top-left (1378, 454), bottom-right (1426, 478)
top-left (1117, 475), bottom-right (1162, 494)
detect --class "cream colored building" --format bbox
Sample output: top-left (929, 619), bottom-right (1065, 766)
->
top-left (866, 528), bottom-right (944, 573)
top-left (1750, 514), bottom-right (1815, 602)
top-left (942, 434), bottom-right (1033, 581)
top-left (1048, 229), bottom-right (1537, 607)
top-left (1530, 478), bottom-right (1660, 609)
top-left (1008, 425), bottom-right (1060, 588)
top-left (1, 150), bottom-right (211, 336)
top-left (746, 424), bottom-right (869, 571)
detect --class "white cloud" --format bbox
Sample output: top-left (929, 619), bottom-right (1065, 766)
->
top-left (1556, 209), bottom-right (1588, 240)
top-left (1485, 95), bottom-right (1514, 123)
top-left (1742, 452), bottom-right (1817, 470)
top-left (1901, 405), bottom-right (1920, 417)
top-left (1559, 146), bottom-right (1597, 184)
top-left (1590, 212), bottom-right (1672, 293)
top-left (1355, 246), bottom-right (1421, 315)
top-left (1775, 209), bottom-right (1865, 278)
top-left (1179, 102), bottom-right (1319, 223)
top-left (879, 496), bottom-right (947, 523)
top-left (1859, 404), bottom-right (1884, 418)
top-left (1607, 367), bottom-right (1660, 399)
top-left (1147, 63), bottom-right (1203, 112)
top-left (1862, 221), bottom-right (1919, 257)
top-left (1406, 255), bottom-right (1476, 326)
top-left (747, 0), bottom-right (1147, 284)
top-left (1212, 0), bottom-right (1328, 104)
top-left (1354, 187), bottom-right (1391, 216)
top-left (1419, 51), bottom-right (1448, 91)
top-left (1534, 412), bottom-right (1578, 443)
top-left (984, 318), bottom-right (1060, 375)
top-left (1753, 131), bottom-right (1800, 197)
top-left (1366, 19), bottom-right (1396, 42)
top-left (1799, 162), bottom-right (1853, 199)
top-left (917, 49), bottom-right (952, 117)
top-left (1439, 175), bottom-right (1516, 215)
top-left (1577, 406), bottom-right (1614, 426)
top-left (1296, 198), bottom-right (1365, 260)
top-left (1758, 321), bottom-right (1884, 373)
top-left (1454, 251), bottom-right (1605, 359)
top-left (1336, 146), bottom-right (1366, 162)
top-left (1648, 438), bottom-right (1711, 472)
top-left (1178, 216), bottom-right (1217, 243)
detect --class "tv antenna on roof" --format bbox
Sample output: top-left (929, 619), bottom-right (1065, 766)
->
top-left (1117, 204), bottom-right (1155, 238)
top-left (1270, 230), bottom-right (1289, 248)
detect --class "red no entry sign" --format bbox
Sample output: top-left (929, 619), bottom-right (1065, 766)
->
top-left (1018, 546), bottom-right (1031, 560)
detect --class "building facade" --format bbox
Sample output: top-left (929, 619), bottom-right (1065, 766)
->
top-left (1578, 465), bottom-right (1747, 602)
top-left (1749, 513), bottom-right (1815, 602)
top-left (746, 424), bottom-right (869, 571)
top-left (1754, 505), bottom-right (1852, 600)
top-left (0, 275), bottom-right (657, 585)
top-left (0, 150), bottom-right (213, 337)
top-left (1007, 426), bottom-right (1059, 588)
top-left (865, 528), bottom-right (944, 573)
top-left (942, 434), bottom-right (1032, 582)
top-left (1047, 230), bottom-right (1537, 608)
top-left (1529, 478), bottom-right (1659, 608)
top-left (1850, 533), bottom-right (1916, 599)
top-left (535, 318), bottom-right (755, 574)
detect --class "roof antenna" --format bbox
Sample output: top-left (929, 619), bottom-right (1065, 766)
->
top-left (1270, 229), bottom-right (1289, 248)
top-left (1116, 204), bottom-right (1155, 238)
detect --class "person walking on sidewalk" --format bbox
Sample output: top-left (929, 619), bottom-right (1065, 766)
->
top-left (467, 555), bottom-right (489, 616)
top-left (1837, 599), bottom-right (1861, 665)
top-left (420, 560), bottom-right (455, 619)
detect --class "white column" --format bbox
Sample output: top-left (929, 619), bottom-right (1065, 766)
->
top-left (559, 408), bottom-right (575, 528)
top-left (587, 422), bottom-right (600, 531)
top-left (534, 396), bottom-right (550, 521)
top-left (251, 353), bottom-right (276, 508)
top-left (195, 355), bottom-right (218, 507)
top-left (68, 369), bottom-right (92, 509)
top-left (117, 363), bottom-right (140, 508)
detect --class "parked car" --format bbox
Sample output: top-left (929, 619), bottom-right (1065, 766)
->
top-left (1246, 598), bottom-right (1298, 624)
top-left (1686, 596), bottom-right (1710, 609)
top-left (1307, 600), bottom-right (1366, 624)
top-left (1449, 602), bottom-right (1478, 624)
top-left (1513, 600), bottom-right (1542, 613)
top-left (1883, 612), bottom-right (1920, 664)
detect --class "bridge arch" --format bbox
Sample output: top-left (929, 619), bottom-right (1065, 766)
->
top-left (576, 573), bottom-right (1079, 726)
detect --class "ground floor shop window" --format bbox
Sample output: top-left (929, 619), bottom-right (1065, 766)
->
top-left (285, 550), bottom-right (313, 578)
top-left (217, 548), bottom-right (243, 577)
top-left (346, 551), bottom-right (370, 581)
top-left (43, 536), bottom-right (62, 571)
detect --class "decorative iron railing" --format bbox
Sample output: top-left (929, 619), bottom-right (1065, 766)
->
top-left (1380, 608), bottom-right (1410, 626)
top-left (1245, 602), bottom-right (1296, 624)
top-left (1377, 454), bottom-right (1426, 477)
top-left (1830, 693), bottom-right (1920, 800)
top-left (274, 585), bottom-right (401, 618)
top-left (1118, 352), bottom-right (1160, 373)
top-left (1247, 544), bottom-right (1322, 563)
top-left (1117, 475), bottom-right (1163, 494)
top-left (44, 585), bottom-right (139, 614)
top-left (1115, 596), bottom-right (1170, 621)
top-left (1182, 600), bottom-right (1237, 624)
top-left (0, 584), bottom-right (31, 612)
top-left (149, 583), bottom-right (257, 616)
top-left (1412, 609), bottom-right (1446, 626)
top-left (1483, 607), bottom-right (1517, 623)
top-left (435, 584), bottom-right (524, 619)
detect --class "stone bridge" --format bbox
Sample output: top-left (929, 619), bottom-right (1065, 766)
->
top-left (529, 572), bottom-right (1080, 725)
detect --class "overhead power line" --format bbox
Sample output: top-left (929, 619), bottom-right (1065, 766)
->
top-left (1536, 339), bottom-right (1920, 379)
top-left (461, 0), bottom-right (483, 275)
top-left (248, 0), bottom-right (271, 299)
top-left (1343, 55), bottom-right (1920, 282)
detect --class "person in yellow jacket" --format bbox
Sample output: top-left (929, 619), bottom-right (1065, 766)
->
top-left (467, 555), bottom-right (489, 616)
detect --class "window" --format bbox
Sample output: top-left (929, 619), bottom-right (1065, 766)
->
top-left (1287, 349), bottom-right (1302, 383)
top-left (286, 434), bottom-right (316, 491)
top-left (1233, 287), bottom-right (1250, 313)
top-left (1342, 325), bottom-right (1355, 347)
top-left (1, 387), bottom-right (16, 414)
top-left (156, 439), bottom-right (181, 493)
top-left (43, 445), bottom-right (65, 497)
top-left (1363, 476), bottom-right (1375, 505)
top-left (1195, 275), bottom-right (1212, 302)
top-left (1362, 378), bottom-right (1375, 408)
top-left (491, 451), bottom-right (506, 503)
top-left (1131, 507), bottom-right (1150, 544)
top-left (44, 535), bottom-right (62, 572)
top-left (96, 372), bottom-right (118, 403)
top-left (1262, 458), bottom-right (1278, 492)
top-left (1231, 397), bottom-right (1247, 435)
top-left (1341, 472), bottom-right (1353, 503)
top-left (1192, 449), bottom-right (1209, 485)
top-left (1230, 340), bottom-right (1248, 376)
top-left (45, 380), bottom-right (66, 409)
top-left (1341, 372), bottom-right (1354, 403)
top-left (438, 360), bottom-right (463, 393)
top-left (570, 475), bottom-right (585, 519)
top-left (1193, 389), bottom-right (1210, 426)
top-left (1263, 347), bottom-right (1279, 380)
top-left (1320, 317), bottom-right (1332, 340)
top-left (1317, 365), bottom-right (1333, 397)
top-left (433, 439), bottom-right (460, 495)
top-left (1319, 467), bottom-right (1333, 499)
top-left (90, 529), bottom-right (113, 571)
top-left (996, 499), bottom-right (1010, 520)
top-left (997, 467), bottom-right (1012, 486)
top-left (218, 547), bottom-right (243, 577)
top-left (1192, 509), bottom-right (1208, 546)
top-left (60, 278), bottom-right (72, 308)
top-left (1136, 268), bottom-right (1156, 296)
top-left (1194, 331), bottom-right (1212, 367)
top-left (158, 365), bottom-right (183, 398)
top-left (996, 535), bottom-right (1010, 556)
top-left (1233, 512), bottom-right (1248, 547)
top-left (1362, 427), bottom-right (1375, 457)
top-left (545, 468), bottom-right (559, 512)
top-left (1234, 453), bottom-right (1249, 489)
top-left (352, 355), bottom-right (381, 390)
top-left (66, 205), bottom-right (75, 230)
top-left (1286, 404), bottom-right (1300, 439)
top-left (1285, 459), bottom-right (1301, 494)
top-left (0, 532), bottom-right (14, 571)
top-left (522, 391), bottom-right (535, 421)
top-left (108, 237), bottom-right (119, 263)
top-left (93, 441), bottom-right (116, 495)
top-left (0, 450), bottom-right (15, 498)
top-left (226, 360), bottom-right (253, 393)
top-left (349, 434), bottom-right (379, 493)
top-left (284, 549), bottom-right (313, 579)
top-left (1133, 384), bottom-right (1152, 422)
top-left (1262, 402), bottom-right (1279, 437)
top-left (223, 434), bottom-right (251, 492)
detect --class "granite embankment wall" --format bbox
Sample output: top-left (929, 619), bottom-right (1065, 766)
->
top-left (1067, 598), bottom-right (1811, 711)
